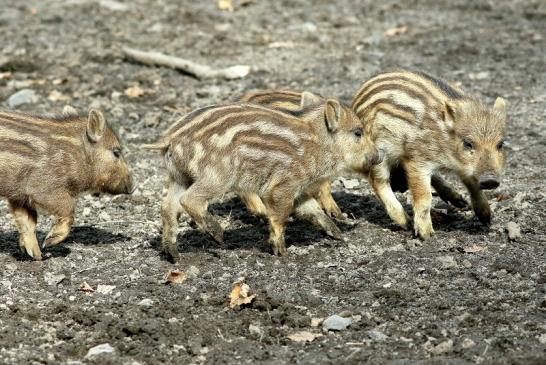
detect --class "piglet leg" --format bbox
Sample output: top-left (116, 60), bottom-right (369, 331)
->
top-left (295, 197), bottom-right (342, 240)
top-left (316, 181), bottom-right (344, 220)
top-left (8, 201), bottom-right (41, 260)
top-left (179, 181), bottom-right (225, 244)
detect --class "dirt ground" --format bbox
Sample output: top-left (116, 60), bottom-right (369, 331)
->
top-left (0, 0), bottom-right (545, 364)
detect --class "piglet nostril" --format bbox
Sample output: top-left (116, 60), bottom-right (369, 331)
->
top-left (479, 174), bottom-right (500, 190)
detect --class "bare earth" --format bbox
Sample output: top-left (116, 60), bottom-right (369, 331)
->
top-left (0, 0), bottom-right (545, 364)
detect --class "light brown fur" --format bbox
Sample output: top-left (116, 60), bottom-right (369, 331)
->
top-left (352, 70), bottom-right (507, 238)
top-left (149, 100), bottom-right (381, 261)
top-left (0, 108), bottom-right (134, 259)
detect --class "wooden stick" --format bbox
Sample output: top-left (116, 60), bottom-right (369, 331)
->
top-left (122, 47), bottom-right (250, 80)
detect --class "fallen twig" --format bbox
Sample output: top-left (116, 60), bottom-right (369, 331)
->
top-left (122, 47), bottom-right (251, 80)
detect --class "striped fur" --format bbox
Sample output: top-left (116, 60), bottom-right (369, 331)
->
top-left (238, 90), bottom-right (360, 219)
top-left (351, 70), bottom-right (507, 239)
top-left (0, 109), bottom-right (134, 260)
top-left (154, 100), bottom-right (380, 261)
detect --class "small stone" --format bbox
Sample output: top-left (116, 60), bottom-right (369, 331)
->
top-left (98, 211), bottom-right (111, 221)
top-left (248, 324), bottom-right (263, 337)
top-left (430, 339), bottom-right (453, 355)
top-left (462, 259), bottom-right (472, 268)
top-left (366, 329), bottom-right (388, 341)
top-left (339, 177), bottom-right (360, 189)
top-left (96, 285), bottom-right (116, 294)
top-left (437, 255), bottom-right (458, 269)
top-left (44, 273), bottom-right (66, 286)
top-left (7, 89), bottom-right (38, 108)
top-left (538, 333), bottom-right (546, 344)
top-left (322, 315), bottom-right (352, 331)
top-left (138, 299), bottom-right (153, 307)
top-left (338, 310), bottom-right (353, 318)
top-left (85, 343), bottom-right (115, 358)
top-left (462, 338), bottom-right (476, 349)
top-left (506, 221), bottom-right (521, 241)
top-left (99, 0), bottom-right (130, 11)
top-left (5, 263), bottom-right (17, 272)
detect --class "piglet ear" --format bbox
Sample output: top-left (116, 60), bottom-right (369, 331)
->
top-left (86, 109), bottom-right (106, 143)
top-left (443, 101), bottom-right (458, 130)
top-left (324, 99), bottom-right (342, 133)
top-left (493, 97), bottom-right (507, 118)
top-left (300, 91), bottom-right (323, 108)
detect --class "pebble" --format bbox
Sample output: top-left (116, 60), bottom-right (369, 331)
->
top-left (366, 329), bottom-right (388, 341)
top-left (430, 339), bottom-right (453, 355)
top-left (186, 265), bottom-right (200, 279)
top-left (437, 255), bottom-right (458, 269)
top-left (44, 273), bottom-right (66, 286)
top-left (506, 221), bottom-right (521, 241)
top-left (248, 324), bottom-right (263, 337)
top-left (322, 315), bottom-right (352, 331)
top-left (138, 298), bottom-right (153, 307)
top-left (462, 338), bottom-right (476, 349)
top-left (339, 177), bottom-right (360, 189)
top-left (7, 89), bottom-right (38, 108)
top-left (85, 343), bottom-right (115, 358)
top-left (99, 0), bottom-right (130, 11)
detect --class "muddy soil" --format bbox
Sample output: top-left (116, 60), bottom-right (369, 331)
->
top-left (0, 0), bottom-right (545, 364)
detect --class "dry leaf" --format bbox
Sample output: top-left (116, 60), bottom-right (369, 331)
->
top-left (496, 193), bottom-right (509, 202)
top-left (218, 0), bottom-right (234, 11)
top-left (229, 277), bottom-right (256, 308)
top-left (464, 244), bottom-right (486, 253)
top-left (79, 282), bottom-right (95, 292)
top-left (384, 26), bottom-right (408, 37)
top-left (48, 90), bottom-right (71, 102)
top-left (287, 331), bottom-right (323, 343)
top-left (165, 269), bottom-right (187, 284)
top-left (124, 85), bottom-right (145, 98)
top-left (96, 284), bottom-right (116, 294)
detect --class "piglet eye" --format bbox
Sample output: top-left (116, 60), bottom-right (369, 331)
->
top-left (113, 148), bottom-right (122, 158)
top-left (497, 140), bottom-right (506, 150)
top-left (353, 128), bottom-right (363, 138)
top-left (463, 139), bottom-right (474, 150)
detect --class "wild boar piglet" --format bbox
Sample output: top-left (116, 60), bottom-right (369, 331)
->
top-left (351, 70), bottom-right (507, 239)
top-left (149, 99), bottom-right (381, 261)
top-left (0, 108), bottom-right (134, 260)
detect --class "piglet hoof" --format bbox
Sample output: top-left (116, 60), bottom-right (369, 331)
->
top-left (41, 235), bottom-right (63, 249)
top-left (326, 206), bottom-right (345, 221)
top-left (476, 208), bottom-right (492, 225)
top-left (271, 242), bottom-right (287, 257)
top-left (450, 195), bottom-right (470, 210)
top-left (326, 225), bottom-right (343, 241)
top-left (205, 220), bottom-right (224, 244)
top-left (24, 245), bottom-right (42, 261)
top-left (163, 244), bottom-right (180, 263)
top-left (414, 223), bottom-right (435, 241)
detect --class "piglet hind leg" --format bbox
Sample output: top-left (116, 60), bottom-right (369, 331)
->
top-left (316, 181), bottom-right (344, 220)
top-left (37, 195), bottom-right (75, 249)
top-left (294, 196), bottom-right (342, 240)
top-left (405, 161), bottom-right (435, 240)
top-left (179, 180), bottom-right (225, 244)
top-left (8, 201), bottom-right (41, 260)
top-left (161, 178), bottom-right (188, 262)
top-left (263, 189), bottom-right (294, 256)
top-left (241, 193), bottom-right (268, 218)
